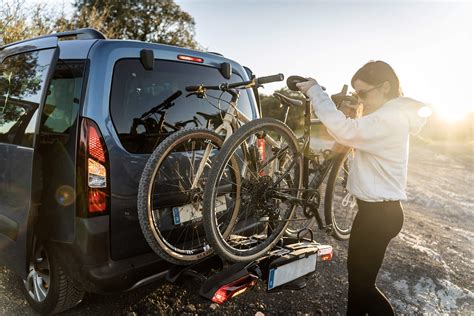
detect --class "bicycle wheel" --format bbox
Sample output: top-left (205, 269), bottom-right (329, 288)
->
top-left (324, 149), bottom-right (357, 240)
top-left (203, 118), bottom-right (303, 263)
top-left (284, 160), bottom-right (320, 238)
top-left (137, 128), bottom-right (239, 265)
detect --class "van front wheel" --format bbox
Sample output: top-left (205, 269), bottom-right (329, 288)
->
top-left (19, 238), bottom-right (85, 315)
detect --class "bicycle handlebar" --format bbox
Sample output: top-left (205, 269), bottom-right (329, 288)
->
top-left (140, 90), bottom-right (183, 119)
top-left (185, 73), bottom-right (284, 93)
top-left (162, 90), bottom-right (183, 104)
top-left (255, 73), bottom-right (284, 85)
top-left (185, 84), bottom-right (221, 92)
top-left (331, 85), bottom-right (359, 107)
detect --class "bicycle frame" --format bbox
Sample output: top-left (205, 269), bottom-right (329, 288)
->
top-left (190, 89), bottom-right (251, 189)
top-left (190, 88), bottom-right (286, 190)
top-left (258, 96), bottom-right (351, 230)
top-left (189, 83), bottom-right (352, 233)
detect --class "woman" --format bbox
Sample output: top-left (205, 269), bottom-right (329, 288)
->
top-left (296, 61), bottom-right (428, 315)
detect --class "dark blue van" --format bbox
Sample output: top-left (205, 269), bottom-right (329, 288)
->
top-left (0, 28), bottom-right (259, 314)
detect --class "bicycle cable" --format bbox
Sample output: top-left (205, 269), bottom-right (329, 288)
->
top-left (203, 91), bottom-right (237, 122)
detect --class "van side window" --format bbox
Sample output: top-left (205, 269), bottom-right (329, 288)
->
top-left (110, 59), bottom-right (255, 154)
top-left (41, 60), bottom-right (84, 135)
top-left (0, 49), bottom-right (56, 147)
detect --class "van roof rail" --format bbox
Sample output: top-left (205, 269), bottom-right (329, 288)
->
top-left (1, 28), bottom-right (106, 50)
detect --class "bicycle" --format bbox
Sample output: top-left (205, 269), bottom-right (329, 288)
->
top-left (202, 76), bottom-right (360, 263)
top-left (136, 73), bottom-right (286, 265)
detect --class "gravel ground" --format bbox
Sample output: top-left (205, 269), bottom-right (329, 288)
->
top-left (1, 142), bottom-right (473, 315)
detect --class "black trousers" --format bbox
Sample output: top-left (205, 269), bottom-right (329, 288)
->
top-left (346, 199), bottom-right (404, 315)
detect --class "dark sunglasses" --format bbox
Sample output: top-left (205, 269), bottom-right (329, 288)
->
top-left (354, 83), bottom-right (384, 100)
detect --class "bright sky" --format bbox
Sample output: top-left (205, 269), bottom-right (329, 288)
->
top-left (174, 0), bottom-right (473, 121)
top-left (24, 0), bottom-right (474, 120)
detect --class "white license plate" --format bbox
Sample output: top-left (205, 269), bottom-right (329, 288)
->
top-left (172, 195), bottom-right (227, 225)
top-left (267, 253), bottom-right (317, 290)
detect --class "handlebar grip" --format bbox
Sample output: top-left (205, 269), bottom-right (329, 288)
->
top-left (163, 90), bottom-right (183, 103)
top-left (341, 84), bottom-right (348, 95)
top-left (185, 85), bottom-right (201, 92)
top-left (256, 73), bottom-right (284, 85)
top-left (331, 95), bottom-right (358, 107)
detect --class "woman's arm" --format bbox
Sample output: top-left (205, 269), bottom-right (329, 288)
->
top-left (306, 84), bottom-right (389, 152)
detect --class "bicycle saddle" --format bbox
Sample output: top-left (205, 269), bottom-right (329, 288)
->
top-left (286, 76), bottom-right (308, 91)
top-left (287, 75), bottom-right (326, 92)
top-left (273, 92), bottom-right (303, 107)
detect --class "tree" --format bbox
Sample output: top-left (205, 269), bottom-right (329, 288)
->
top-left (0, 0), bottom-right (199, 49)
top-left (73, 0), bottom-right (199, 49)
top-left (0, 0), bottom-right (81, 45)
top-left (1, 0), bottom-right (46, 45)
top-left (259, 88), bottom-right (306, 130)
top-left (259, 88), bottom-right (334, 139)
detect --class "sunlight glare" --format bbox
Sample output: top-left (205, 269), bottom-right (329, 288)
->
top-left (417, 106), bottom-right (433, 118)
top-left (431, 105), bottom-right (472, 122)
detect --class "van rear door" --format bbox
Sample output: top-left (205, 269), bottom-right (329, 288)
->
top-left (0, 38), bottom-right (59, 277)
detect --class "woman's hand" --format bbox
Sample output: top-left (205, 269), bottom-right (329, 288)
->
top-left (296, 77), bottom-right (318, 94)
top-left (340, 100), bottom-right (363, 118)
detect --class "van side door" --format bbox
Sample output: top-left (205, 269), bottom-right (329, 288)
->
top-left (0, 37), bottom-right (59, 277)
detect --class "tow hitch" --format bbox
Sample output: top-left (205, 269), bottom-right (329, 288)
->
top-left (165, 232), bottom-right (333, 304)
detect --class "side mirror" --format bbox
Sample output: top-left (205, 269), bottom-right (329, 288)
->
top-left (220, 62), bottom-right (232, 79)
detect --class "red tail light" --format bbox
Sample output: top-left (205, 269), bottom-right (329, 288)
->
top-left (211, 274), bottom-right (258, 304)
top-left (257, 138), bottom-right (266, 161)
top-left (257, 138), bottom-right (266, 176)
top-left (177, 55), bottom-right (204, 63)
top-left (88, 126), bottom-right (106, 163)
top-left (78, 118), bottom-right (110, 216)
top-left (318, 245), bottom-right (333, 261)
top-left (88, 189), bottom-right (107, 213)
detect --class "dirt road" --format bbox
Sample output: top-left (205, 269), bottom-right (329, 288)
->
top-left (1, 142), bottom-right (473, 315)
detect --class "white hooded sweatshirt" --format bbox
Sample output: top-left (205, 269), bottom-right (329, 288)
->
top-left (307, 84), bottom-right (427, 202)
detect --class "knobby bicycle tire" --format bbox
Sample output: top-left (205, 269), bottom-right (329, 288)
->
top-left (324, 149), bottom-right (357, 240)
top-left (284, 160), bottom-right (321, 238)
top-left (137, 128), bottom-right (239, 265)
top-left (203, 118), bottom-right (303, 263)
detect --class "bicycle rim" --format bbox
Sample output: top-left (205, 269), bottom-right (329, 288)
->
top-left (325, 150), bottom-right (357, 240)
top-left (138, 128), bottom-right (238, 264)
top-left (204, 118), bottom-right (302, 262)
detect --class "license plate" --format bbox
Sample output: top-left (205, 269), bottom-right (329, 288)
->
top-left (172, 195), bottom-right (227, 225)
top-left (267, 253), bottom-right (317, 290)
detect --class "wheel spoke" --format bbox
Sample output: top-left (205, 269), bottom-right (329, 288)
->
top-left (204, 119), bottom-right (302, 262)
top-left (33, 273), bottom-right (48, 301)
top-left (138, 129), bottom-right (226, 264)
top-left (326, 151), bottom-right (356, 240)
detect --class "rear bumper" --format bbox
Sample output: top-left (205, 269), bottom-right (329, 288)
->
top-left (78, 252), bottom-right (171, 294)
top-left (50, 216), bottom-right (172, 294)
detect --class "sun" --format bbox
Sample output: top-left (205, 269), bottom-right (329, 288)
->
top-left (432, 105), bottom-right (472, 123)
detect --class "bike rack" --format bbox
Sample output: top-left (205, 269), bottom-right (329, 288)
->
top-left (165, 229), bottom-right (333, 304)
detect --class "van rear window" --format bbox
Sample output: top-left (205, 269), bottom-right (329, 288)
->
top-left (110, 59), bottom-right (255, 154)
